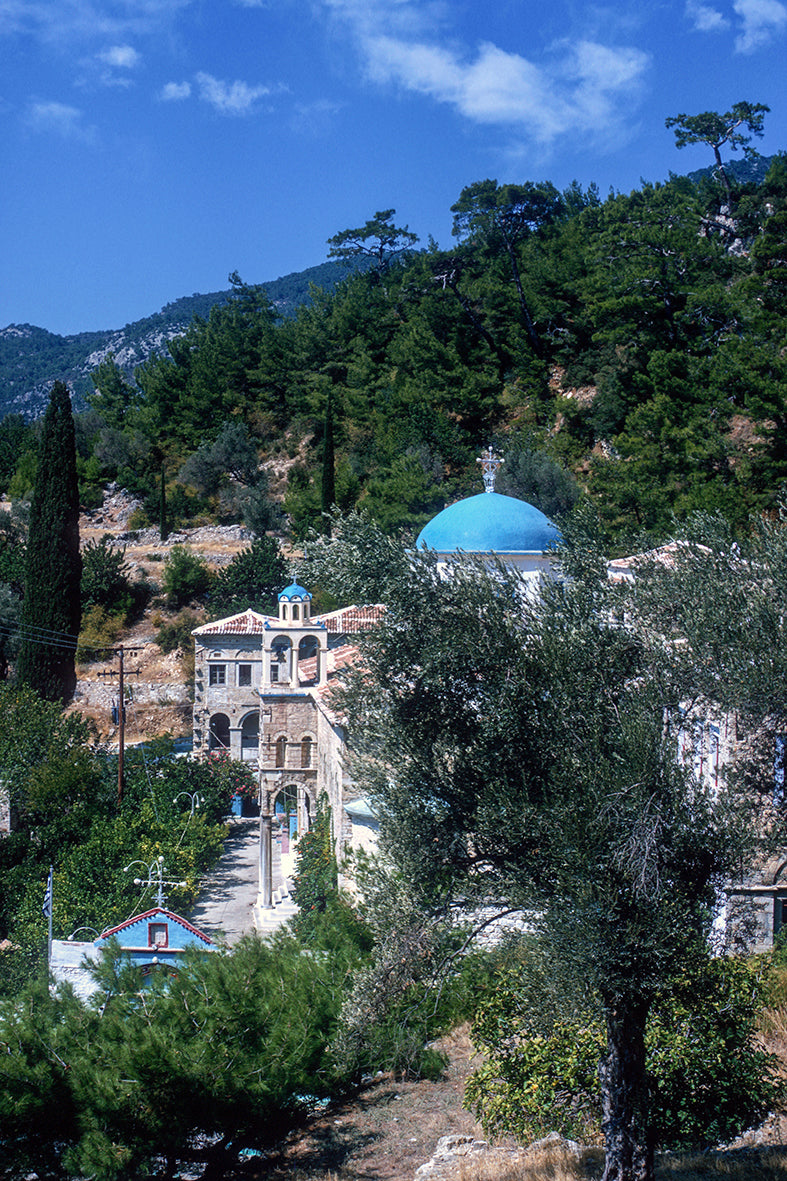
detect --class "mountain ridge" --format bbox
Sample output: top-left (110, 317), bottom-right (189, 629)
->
top-left (2, 154), bottom-right (780, 423)
top-left (0, 258), bottom-right (363, 420)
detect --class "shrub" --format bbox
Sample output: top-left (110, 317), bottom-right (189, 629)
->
top-left (126, 506), bottom-right (149, 531)
top-left (291, 795), bottom-right (338, 939)
top-left (76, 605), bottom-right (126, 663)
top-left (465, 944), bottom-right (783, 1152)
top-left (155, 609), bottom-right (202, 655)
top-left (162, 545), bottom-right (214, 609)
top-left (211, 536), bottom-right (288, 617)
top-left (81, 536), bottom-right (133, 616)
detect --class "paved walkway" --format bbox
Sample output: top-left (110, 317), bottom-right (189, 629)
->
top-left (187, 817), bottom-right (298, 944)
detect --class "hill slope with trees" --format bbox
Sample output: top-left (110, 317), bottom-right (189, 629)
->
top-left (1, 143), bottom-right (786, 549)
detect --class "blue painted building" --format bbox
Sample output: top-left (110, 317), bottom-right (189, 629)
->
top-left (51, 907), bottom-right (215, 1000)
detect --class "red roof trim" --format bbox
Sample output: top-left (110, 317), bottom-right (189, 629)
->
top-left (99, 908), bottom-right (214, 945)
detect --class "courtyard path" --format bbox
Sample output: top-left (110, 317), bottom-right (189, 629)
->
top-left (187, 817), bottom-right (297, 944)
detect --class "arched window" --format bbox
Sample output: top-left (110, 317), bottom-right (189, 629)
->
top-left (292, 603), bottom-right (300, 620)
top-left (208, 713), bottom-right (230, 750)
top-left (275, 735), bottom-right (287, 768)
top-left (301, 736), bottom-right (312, 768)
top-left (298, 636), bottom-right (319, 685)
top-left (241, 713), bottom-right (259, 760)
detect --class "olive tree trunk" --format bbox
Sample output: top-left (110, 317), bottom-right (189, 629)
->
top-left (600, 998), bottom-right (654, 1181)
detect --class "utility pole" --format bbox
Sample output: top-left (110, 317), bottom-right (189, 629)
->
top-left (98, 646), bottom-right (141, 807)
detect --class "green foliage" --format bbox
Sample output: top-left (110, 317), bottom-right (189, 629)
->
top-left (81, 536), bottom-right (133, 616)
top-left (76, 604), bottom-right (126, 662)
top-left (179, 419), bottom-right (259, 494)
top-left (0, 932), bottom-right (350, 1178)
top-left (0, 415), bottom-right (33, 495)
top-left (496, 441), bottom-right (580, 519)
top-left (666, 102), bottom-right (769, 203)
top-left (87, 355), bottom-right (141, 429)
top-left (327, 208), bottom-right (419, 269)
top-left (0, 699), bottom-right (232, 992)
top-left (467, 946), bottom-right (782, 1152)
top-left (291, 795), bottom-right (338, 938)
top-left (198, 750), bottom-right (259, 814)
top-left (7, 448), bottom-right (37, 501)
top-left (154, 608), bottom-right (202, 654)
top-left (162, 544), bottom-right (214, 608)
top-left (0, 509), bottom-right (26, 594)
top-left (329, 857), bottom-right (470, 1081)
top-left (10, 157), bottom-right (787, 540)
top-left (210, 536), bottom-right (288, 616)
top-left (16, 381), bottom-right (81, 703)
top-left (312, 514), bottom-right (758, 1174)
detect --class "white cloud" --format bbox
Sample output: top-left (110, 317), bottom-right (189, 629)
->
top-left (685, 0), bottom-right (730, 31)
top-left (319, 0), bottom-right (649, 150)
top-left (0, 0), bottom-right (191, 46)
top-left (160, 80), bottom-right (191, 101)
top-left (290, 97), bottom-right (342, 133)
top-left (26, 99), bottom-right (93, 139)
top-left (322, 0), bottom-right (444, 40)
top-left (98, 44), bottom-right (140, 69)
top-left (358, 33), bottom-right (649, 147)
top-left (733, 0), bottom-right (787, 49)
top-left (195, 71), bottom-right (271, 115)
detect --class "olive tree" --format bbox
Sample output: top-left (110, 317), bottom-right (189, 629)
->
top-left (309, 516), bottom-right (757, 1181)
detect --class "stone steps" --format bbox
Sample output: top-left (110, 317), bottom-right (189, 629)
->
top-left (254, 879), bottom-right (299, 934)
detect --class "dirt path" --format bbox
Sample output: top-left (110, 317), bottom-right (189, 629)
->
top-left (246, 1027), bottom-right (484, 1181)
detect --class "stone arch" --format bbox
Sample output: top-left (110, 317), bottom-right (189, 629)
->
top-left (208, 713), bottom-right (230, 750)
top-left (269, 635), bottom-right (292, 683)
top-left (274, 782), bottom-right (298, 816)
top-left (298, 635), bottom-right (319, 684)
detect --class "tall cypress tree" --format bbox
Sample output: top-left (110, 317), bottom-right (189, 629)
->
top-left (16, 382), bottom-right (82, 703)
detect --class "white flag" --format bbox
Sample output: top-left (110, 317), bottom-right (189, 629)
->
top-left (42, 866), bottom-right (53, 920)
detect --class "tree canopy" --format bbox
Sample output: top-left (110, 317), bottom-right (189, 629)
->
top-left (309, 515), bottom-right (762, 1181)
top-left (666, 101), bottom-right (769, 204)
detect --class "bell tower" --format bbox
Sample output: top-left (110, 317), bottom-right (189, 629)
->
top-left (262, 583), bottom-right (328, 689)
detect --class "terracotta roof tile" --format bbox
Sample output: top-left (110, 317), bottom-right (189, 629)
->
top-left (193, 609), bottom-right (277, 636)
top-left (317, 604), bottom-right (385, 633)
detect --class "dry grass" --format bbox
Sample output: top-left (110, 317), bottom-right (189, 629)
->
top-left (453, 1145), bottom-right (787, 1181)
top-left (457, 1144), bottom-right (602, 1181)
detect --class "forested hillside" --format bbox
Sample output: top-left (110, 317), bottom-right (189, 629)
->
top-left (0, 259), bottom-right (363, 420)
top-left (2, 152), bottom-right (787, 546)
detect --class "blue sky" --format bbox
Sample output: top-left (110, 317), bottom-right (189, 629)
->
top-left (2, 0), bottom-right (785, 336)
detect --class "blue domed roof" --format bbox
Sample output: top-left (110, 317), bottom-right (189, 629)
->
top-left (416, 492), bottom-right (561, 555)
top-left (278, 582), bottom-right (311, 602)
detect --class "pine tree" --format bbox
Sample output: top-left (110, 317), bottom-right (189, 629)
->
top-left (16, 382), bottom-right (82, 703)
top-left (321, 391), bottom-right (336, 535)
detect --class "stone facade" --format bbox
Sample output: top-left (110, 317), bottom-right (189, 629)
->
top-left (192, 592), bottom-right (383, 869)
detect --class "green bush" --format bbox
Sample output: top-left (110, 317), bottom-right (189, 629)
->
top-left (291, 795), bottom-right (338, 940)
top-left (465, 945), bottom-right (783, 1151)
top-left (155, 609), bottom-right (202, 655)
top-left (81, 536), bottom-right (133, 616)
top-left (76, 604), bottom-right (126, 662)
top-left (0, 932), bottom-right (349, 1178)
top-left (162, 545), bottom-right (214, 608)
top-left (210, 536), bottom-right (288, 617)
